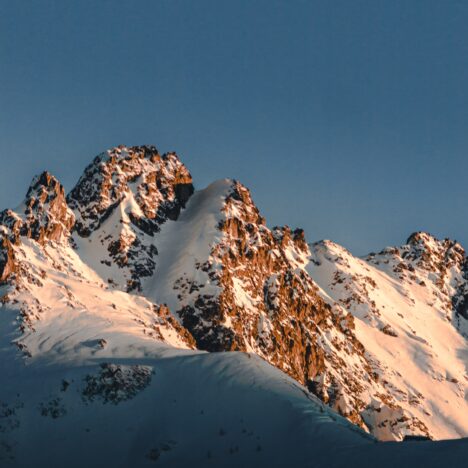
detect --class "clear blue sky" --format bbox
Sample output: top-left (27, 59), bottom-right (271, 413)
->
top-left (1, 0), bottom-right (467, 255)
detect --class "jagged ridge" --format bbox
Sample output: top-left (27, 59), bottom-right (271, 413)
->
top-left (0, 145), bottom-right (467, 443)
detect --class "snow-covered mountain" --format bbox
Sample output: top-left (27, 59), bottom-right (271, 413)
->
top-left (0, 145), bottom-right (467, 467)
top-left (308, 235), bottom-right (468, 440)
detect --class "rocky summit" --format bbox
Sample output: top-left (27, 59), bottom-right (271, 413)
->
top-left (0, 145), bottom-right (467, 467)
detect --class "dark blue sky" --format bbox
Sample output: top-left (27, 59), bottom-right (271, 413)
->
top-left (1, 0), bottom-right (467, 254)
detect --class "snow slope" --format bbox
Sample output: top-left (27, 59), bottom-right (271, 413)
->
top-left (143, 179), bottom-right (230, 313)
top-left (1, 340), bottom-right (467, 468)
top-left (308, 238), bottom-right (468, 440)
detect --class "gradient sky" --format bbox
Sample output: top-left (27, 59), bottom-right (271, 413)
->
top-left (1, 0), bottom-right (467, 255)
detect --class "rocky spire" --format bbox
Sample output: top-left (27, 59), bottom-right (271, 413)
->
top-left (0, 171), bottom-right (75, 245)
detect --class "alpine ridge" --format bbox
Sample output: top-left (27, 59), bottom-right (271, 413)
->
top-left (0, 145), bottom-right (467, 467)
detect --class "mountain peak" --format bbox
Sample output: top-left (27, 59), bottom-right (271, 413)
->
top-left (91, 145), bottom-right (188, 168)
top-left (406, 230), bottom-right (464, 251)
top-left (68, 145), bottom-right (194, 237)
top-left (26, 170), bottom-right (60, 194)
top-left (64, 145), bottom-right (195, 292)
top-left (403, 231), bottom-right (465, 271)
top-left (93, 145), bottom-right (160, 164)
top-left (0, 171), bottom-right (75, 245)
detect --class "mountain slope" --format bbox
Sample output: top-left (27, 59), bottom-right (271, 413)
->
top-left (2, 339), bottom-right (467, 468)
top-left (141, 178), bottom-right (401, 435)
top-left (307, 235), bottom-right (468, 440)
top-left (0, 145), bottom-right (467, 462)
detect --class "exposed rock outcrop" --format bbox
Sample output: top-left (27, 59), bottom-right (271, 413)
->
top-left (0, 236), bottom-right (16, 283)
top-left (0, 171), bottom-right (75, 245)
top-left (67, 145), bottom-right (193, 237)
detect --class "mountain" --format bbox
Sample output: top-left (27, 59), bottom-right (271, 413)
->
top-left (0, 145), bottom-right (467, 467)
top-left (308, 235), bottom-right (468, 440)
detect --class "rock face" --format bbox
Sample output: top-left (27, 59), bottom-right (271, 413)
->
top-left (0, 145), bottom-right (467, 443)
top-left (0, 236), bottom-right (16, 283)
top-left (67, 145), bottom-right (193, 237)
top-left (0, 172), bottom-right (75, 245)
